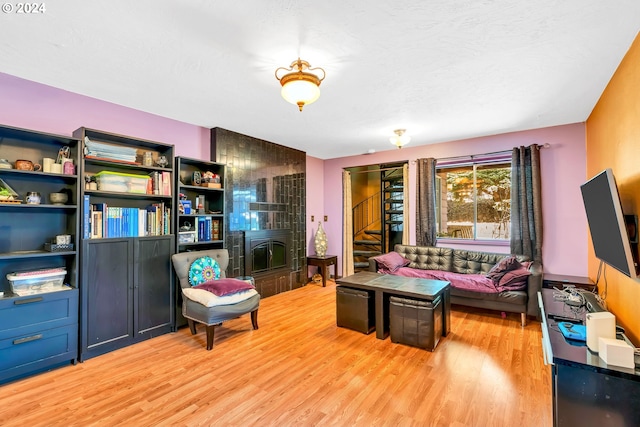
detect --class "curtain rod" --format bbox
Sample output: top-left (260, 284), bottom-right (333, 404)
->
top-left (417, 142), bottom-right (551, 164)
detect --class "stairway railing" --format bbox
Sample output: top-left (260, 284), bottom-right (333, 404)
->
top-left (353, 192), bottom-right (381, 237)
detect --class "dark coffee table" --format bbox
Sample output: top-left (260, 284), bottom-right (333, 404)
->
top-left (336, 271), bottom-right (451, 340)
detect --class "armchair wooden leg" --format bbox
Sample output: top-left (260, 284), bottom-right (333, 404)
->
top-left (521, 313), bottom-right (527, 327)
top-left (251, 309), bottom-right (259, 330)
top-left (205, 324), bottom-right (216, 350)
top-left (188, 319), bottom-right (197, 335)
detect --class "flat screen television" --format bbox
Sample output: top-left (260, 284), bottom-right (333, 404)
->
top-left (580, 168), bottom-right (638, 279)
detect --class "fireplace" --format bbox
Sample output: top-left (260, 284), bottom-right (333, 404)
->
top-left (244, 230), bottom-right (291, 276)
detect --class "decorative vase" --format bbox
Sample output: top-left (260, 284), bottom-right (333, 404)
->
top-left (314, 221), bottom-right (328, 257)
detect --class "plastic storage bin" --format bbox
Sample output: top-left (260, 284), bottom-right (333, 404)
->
top-left (390, 295), bottom-right (443, 351)
top-left (6, 268), bottom-right (68, 296)
top-left (336, 286), bottom-right (375, 334)
top-left (95, 171), bottom-right (150, 194)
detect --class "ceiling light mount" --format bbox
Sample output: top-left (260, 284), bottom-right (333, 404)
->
top-left (390, 129), bottom-right (411, 149)
top-left (275, 58), bottom-right (326, 112)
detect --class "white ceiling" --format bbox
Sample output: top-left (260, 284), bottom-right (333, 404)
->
top-left (1, 1), bottom-right (639, 159)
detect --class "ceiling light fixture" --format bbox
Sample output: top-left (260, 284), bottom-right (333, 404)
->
top-left (390, 129), bottom-right (411, 149)
top-left (275, 58), bottom-right (326, 112)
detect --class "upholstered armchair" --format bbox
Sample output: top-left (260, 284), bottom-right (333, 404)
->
top-left (171, 249), bottom-right (260, 350)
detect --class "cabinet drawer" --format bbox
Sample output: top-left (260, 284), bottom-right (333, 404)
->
top-left (0, 324), bottom-right (78, 381)
top-left (0, 289), bottom-right (78, 340)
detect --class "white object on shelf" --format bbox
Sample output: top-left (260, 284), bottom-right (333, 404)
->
top-left (598, 337), bottom-right (635, 369)
top-left (586, 311), bottom-right (616, 352)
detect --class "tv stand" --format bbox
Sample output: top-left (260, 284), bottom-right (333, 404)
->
top-left (539, 289), bottom-right (640, 426)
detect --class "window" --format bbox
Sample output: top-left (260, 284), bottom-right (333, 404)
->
top-left (435, 154), bottom-right (511, 241)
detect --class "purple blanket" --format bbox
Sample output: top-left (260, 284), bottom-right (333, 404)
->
top-left (387, 267), bottom-right (517, 294)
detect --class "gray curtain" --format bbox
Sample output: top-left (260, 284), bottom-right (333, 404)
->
top-left (511, 145), bottom-right (543, 263)
top-left (416, 158), bottom-right (437, 246)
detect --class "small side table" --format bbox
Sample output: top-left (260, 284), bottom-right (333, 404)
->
top-left (307, 255), bottom-right (338, 287)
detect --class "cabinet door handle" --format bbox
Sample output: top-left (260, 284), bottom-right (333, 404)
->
top-left (14, 297), bottom-right (44, 305)
top-left (13, 334), bottom-right (43, 345)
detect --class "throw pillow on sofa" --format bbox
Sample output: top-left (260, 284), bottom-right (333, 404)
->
top-left (497, 266), bottom-right (532, 291)
top-left (373, 251), bottom-right (411, 273)
top-left (486, 256), bottom-right (521, 283)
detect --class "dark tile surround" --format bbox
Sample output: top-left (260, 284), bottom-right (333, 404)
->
top-left (210, 128), bottom-right (307, 296)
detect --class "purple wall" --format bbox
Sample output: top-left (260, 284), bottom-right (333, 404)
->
top-left (305, 155), bottom-right (325, 276)
top-left (317, 124), bottom-right (588, 276)
top-left (0, 72), bottom-right (209, 158)
top-left (2, 72), bottom-right (588, 278)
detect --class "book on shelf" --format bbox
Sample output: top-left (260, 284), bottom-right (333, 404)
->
top-left (83, 195), bottom-right (91, 239)
top-left (85, 196), bottom-right (170, 238)
top-left (145, 202), bottom-right (168, 236)
top-left (92, 203), bottom-right (108, 238)
top-left (149, 171), bottom-right (160, 195)
top-left (138, 208), bottom-right (147, 236)
top-left (212, 219), bottom-right (220, 240)
top-left (90, 210), bottom-right (103, 239)
top-left (162, 171), bottom-right (171, 196)
top-left (204, 216), bottom-right (212, 241)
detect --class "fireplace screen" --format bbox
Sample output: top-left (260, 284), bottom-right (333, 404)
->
top-left (251, 240), bottom-right (286, 273)
top-left (245, 230), bottom-right (291, 275)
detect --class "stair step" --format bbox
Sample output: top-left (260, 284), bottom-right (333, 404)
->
top-left (387, 220), bottom-right (404, 224)
top-left (385, 210), bottom-right (403, 214)
top-left (353, 250), bottom-right (382, 256)
top-left (385, 198), bottom-right (403, 204)
top-left (364, 229), bottom-right (381, 235)
top-left (354, 240), bottom-right (381, 246)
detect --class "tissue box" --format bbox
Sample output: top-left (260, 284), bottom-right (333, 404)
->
top-left (599, 337), bottom-right (635, 369)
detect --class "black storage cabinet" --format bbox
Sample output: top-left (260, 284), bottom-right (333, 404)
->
top-left (390, 295), bottom-right (442, 351)
top-left (336, 286), bottom-right (375, 334)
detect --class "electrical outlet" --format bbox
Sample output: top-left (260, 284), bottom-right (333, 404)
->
top-left (324, 215), bottom-right (328, 221)
top-left (311, 215), bottom-right (314, 222)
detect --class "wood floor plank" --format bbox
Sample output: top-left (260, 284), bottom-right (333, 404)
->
top-left (0, 281), bottom-right (552, 427)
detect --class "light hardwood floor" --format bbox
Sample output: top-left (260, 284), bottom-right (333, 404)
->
top-left (0, 281), bottom-right (552, 427)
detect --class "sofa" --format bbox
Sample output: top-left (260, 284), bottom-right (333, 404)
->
top-left (369, 244), bottom-right (543, 326)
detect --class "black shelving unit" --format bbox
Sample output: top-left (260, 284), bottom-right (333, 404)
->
top-left (0, 124), bottom-right (80, 384)
top-left (74, 127), bottom-right (175, 361)
top-left (173, 156), bottom-right (225, 327)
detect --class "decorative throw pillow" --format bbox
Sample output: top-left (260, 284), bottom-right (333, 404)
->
top-left (195, 278), bottom-right (255, 296)
top-left (498, 266), bottom-right (532, 287)
top-left (182, 288), bottom-right (258, 307)
top-left (373, 251), bottom-right (411, 273)
top-left (486, 256), bottom-right (521, 282)
top-left (188, 256), bottom-right (221, 286)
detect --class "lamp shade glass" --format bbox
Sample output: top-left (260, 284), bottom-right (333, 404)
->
top-left (281, 80), bottom-right (321, 109)
top-left (390, 133), bottom-right (411, 148)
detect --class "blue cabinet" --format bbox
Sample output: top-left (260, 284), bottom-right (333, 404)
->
top-left (0, 289), bottom-right (78, 384)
